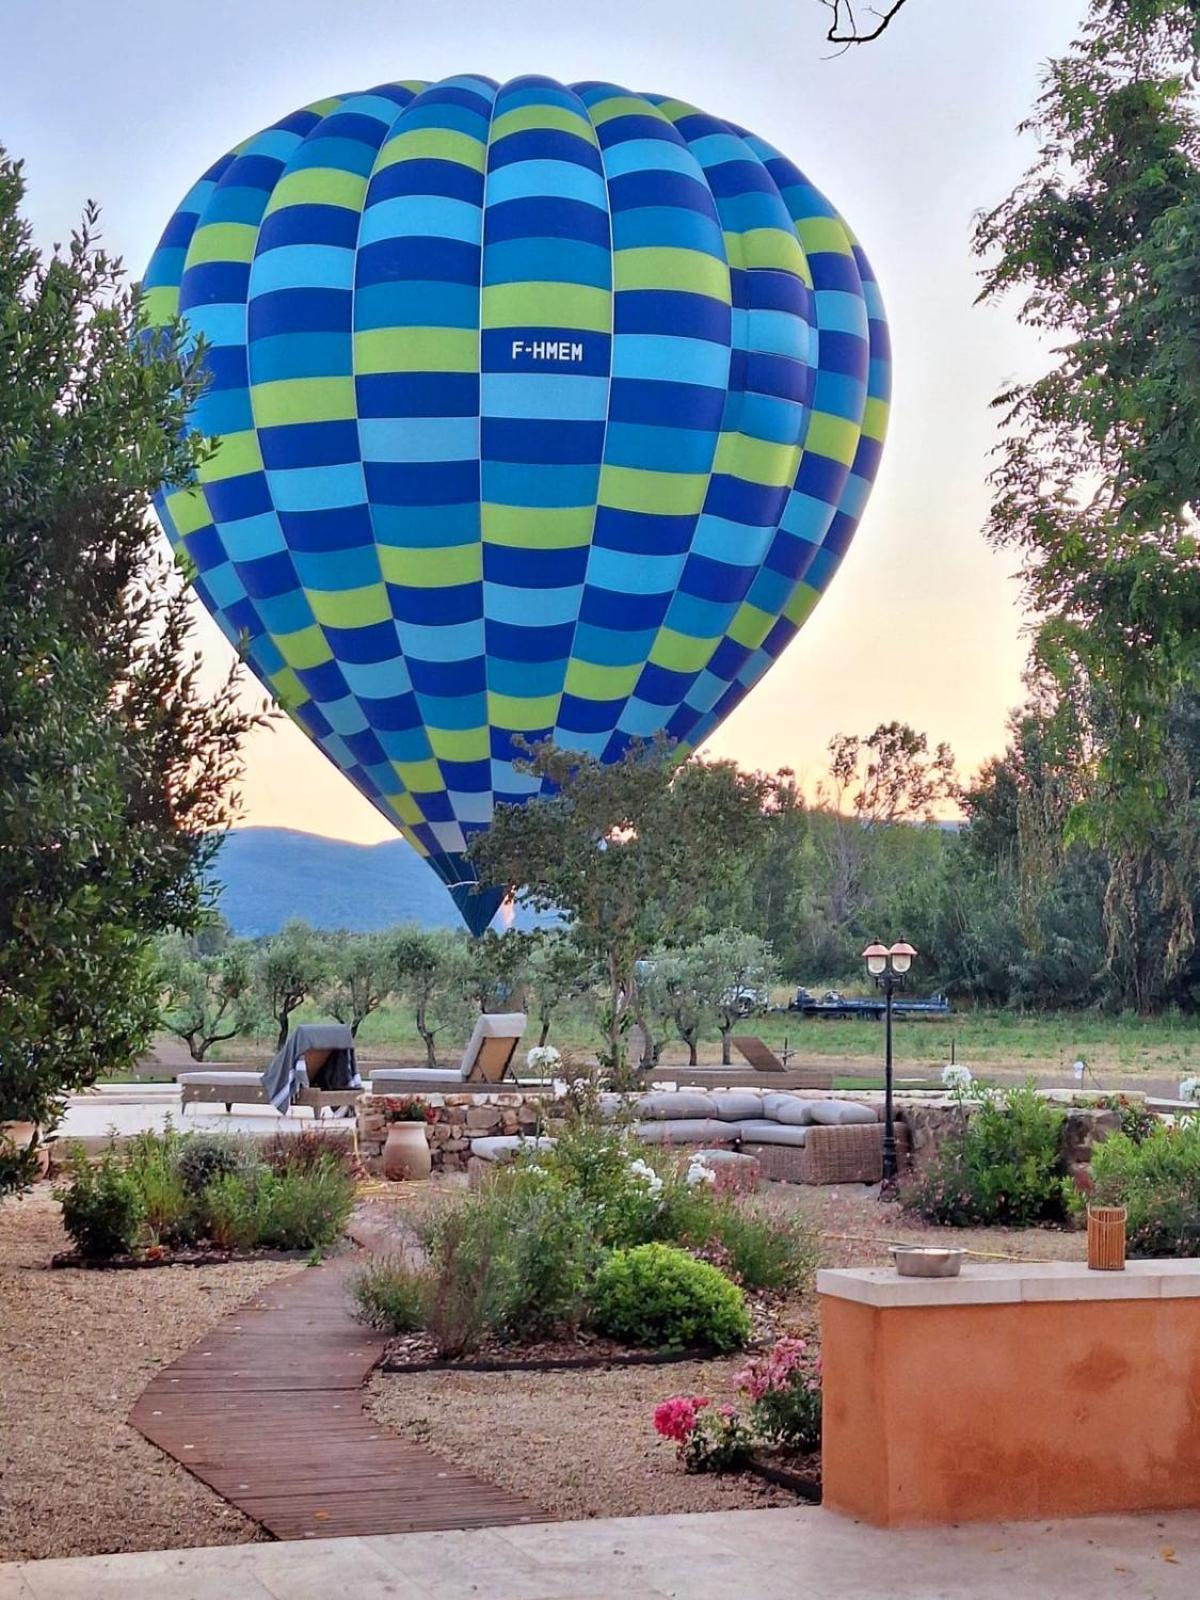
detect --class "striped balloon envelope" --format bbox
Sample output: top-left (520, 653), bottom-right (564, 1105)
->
top-left (144, 74), bottom-right (890, 933)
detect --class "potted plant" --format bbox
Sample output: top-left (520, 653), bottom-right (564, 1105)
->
top-left (381, 1097), bottom-right (434, 1182)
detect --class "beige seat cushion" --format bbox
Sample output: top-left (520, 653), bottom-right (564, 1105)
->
top-left (177, 1072), bottom-right (264, 1088)
top-left (808, 1099), bottom-right (878, 1126)
top-left (634, 1118), bottom-right (730, 1145)
top-left (709, 1090), bottom-right (765, 1121)
top-left (761, 1093), bottom-right (817, 1126)
top-left (635, 1090), bottom-right (716, 1121)
top-left (737, 1122), bottom-right (810, 1147)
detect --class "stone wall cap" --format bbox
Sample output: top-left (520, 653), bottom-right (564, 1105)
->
top-left (817, 1258), bottom-right (1200, 1308)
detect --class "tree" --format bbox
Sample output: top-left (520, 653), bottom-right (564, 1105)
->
top-left (461, 929), bottom-right (532, 1015)
top-left (819, 0), bottom-right (912, 48)
top-left (468, 740), bottom-right (779, 1080)
top-left (0, 153), bottom-right (257, 1196)
top-left (157, 936), bottom-right (256, 1061)
top-left (388, 927), bottom-right (469, 1068)
top-left (975, 1), bottom-right (1200, 1000)
top-left (256, 921), bottom-right (327, 1050)
top-left (525, 931), bottom-right (594, 1048)
top-left (320, 931), bottom-right (391, 1038)
top-left (702, 931), bottom-right (780, 1066)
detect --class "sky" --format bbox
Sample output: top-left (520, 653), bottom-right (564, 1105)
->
top-left (3, 0), bottom-right (1085, 843)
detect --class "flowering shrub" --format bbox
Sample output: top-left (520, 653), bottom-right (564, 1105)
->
top-left (381, 1096), bottom-right (435, 1125)
top-left (1179, 1076), bottom-right (1200, 1105)
top-left (900, 1082), bottom-right (1071, 1227)
top-left (685, 1154), bottom-right (718, 1187)
top-left (526, 1044), bottom-right (561, 1077)
top-left (1089, 1119), bottom-right (1200, 1256)
top-left (652, 1395), bottom-right (753, 1473)
top-left (734, 1337), bottom-right (822, 1454)
top-left (941, 1064), bottom-right (973, 1093)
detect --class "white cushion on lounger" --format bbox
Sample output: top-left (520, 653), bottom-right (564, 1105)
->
top-left (634, 1118), bottom-right (730, 1145)
top-left (635, 1090), bottom-right (716, 1121)
top-left (709, 1090), bottom-right (765, 1121)
top-left (370, 1068), bottom-right (464, 1088)
top-left (178, 1072), bottom-right (264, 1088)
top-left (761, 1093), bottom-right (816, 1125)
top-left (736, 1122), bottom-right (810, 1147)
top-left (808, 1099), bottom-right (878, 1126)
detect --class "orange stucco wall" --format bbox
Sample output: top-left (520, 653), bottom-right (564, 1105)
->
top-left (821, 1293), bottom-right (1200, 1526)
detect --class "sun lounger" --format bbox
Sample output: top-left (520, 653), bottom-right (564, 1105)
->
top-left (369, 1013), bottom-right (526, 1096)
top-left (179, 1023), bottom-right (361, 1116)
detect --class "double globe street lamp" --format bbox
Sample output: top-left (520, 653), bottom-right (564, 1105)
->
top-left (861, 939), bottom-right (918, 1184)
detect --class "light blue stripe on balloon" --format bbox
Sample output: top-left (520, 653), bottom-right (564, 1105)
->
top-left (838, 469), bottom-right (872, 520)
top-left (665, 591), bottom-right (737, 638)
top-left (220, 511), bottom-right (287, 562)
top-left (354, 279), bottom-right (477, 330)
top-left (551, 728), bottom-right (609, 758)
top-left (399, 619), bottom-right (484, 661)
top-left (373, 503), bottom-right (479, 544)
top-left (612, 335), bottom-right (728, 387)
top-left (365, 761), bottom-right (403, 795)
top-left (618, 695), bottom-right (676, 736)
top-left (814, 290), bottom-right (869, 336)
top-left (313, 694), bottom-right (368, 737)
top-left (202, 564), bottom-right (246, 610)
top-left (193, 302), bottom-right (250, 346)
top-left (417, 691), bottom-right (486, 729)
top-left (293, 543), bottom-right (379, 591)
top-left (194, 390), bottom-right (254, 435)
top-left (485, 160), bottom-right (608, 209)
top-left (267, 462), bottom-right (364, 512)
top-left (359, 196), bottom-right (482, 246)
top-left (482, 373), bottom-right (609, 420)
top-left (379, 727), bottom-right (432, 762)
top-left (483, 237), bottom-right (610, 288)
top-left (359, 416), bottom-right (479, 462)
top-left (610, 207), bottom-right (724, 256)
top-left (490, 758), bottom-right (541, 796)
top-left (337, 93), bottom-right (409, 125)
top-left (604, 420), bottom-right (717, 474)
top-left (686, 133), bottom-right (749, 167)
top-left (813, 369), bottom-right (867, 422)
top-left (251, 245), bottom-right (356, 292)
top-left (688, 668), bottom-right (727, 714)
top-left (495, 83), bottom-right (584, 113)
top-left (691, 512), bottom-right (759, 563)
top-left (588, 546), bottom-right (684, 594)
top-left (484, 581), bottom-right (579, 626)
top-left (600, 140), bottom-right (703, 179)
top-left (341, 656), bottom-right (413, 699)
top-left (717, 192), bottom-right (792, 234)
top-left (782, 491), bottom-right (838, 541)
top-left (429, 820), bottom-right (468, 853)
top-left (739, 308), bottom-right (810, 361)
top-left (745, 565), bottom-right (793, 615)
top-left (571, 622), bottom-right (659, 666)
top-left (242, 129), bottom-right (306, 163)
top-left (255, 589), bottom-right (319, 634)
top-left (251, 332), bottom-right (352, 382)
top-left (737, 391), bottom-right (807, 446)
top-left (482, 461), bottom-right (599, 507)
top-left (321, 731), bottom-right (358, 771)
top-left (488, 655), bottom-right (565, 696)
top-left (446, 789), bottom-right (492, 824)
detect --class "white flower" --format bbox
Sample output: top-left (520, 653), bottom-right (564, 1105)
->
top-left (942, 1064), bottom-right (973, 1092)
top-left (627, 1158), bottom-right (664, 1197)
top-left (686, 1157), bottom-right (717, 1188)
top-left (526, 1045), bottom-right (562, 1074)
top-left (1179, 1076), bottom-right (1200, 1104)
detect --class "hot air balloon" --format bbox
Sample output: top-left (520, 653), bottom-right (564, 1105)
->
top-left (144, 74), bottom-right (890, 934)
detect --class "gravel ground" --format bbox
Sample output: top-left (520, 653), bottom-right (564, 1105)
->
top-left (0, 1185), bottom-right (295, 1562)
top-left (366, 1358), bottom-right (800, 1520)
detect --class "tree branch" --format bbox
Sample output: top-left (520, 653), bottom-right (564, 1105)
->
top-left (821, 0), bottom-right (912, 45)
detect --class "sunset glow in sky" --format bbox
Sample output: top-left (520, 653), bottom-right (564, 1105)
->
top-left (4, 0), bottom-right (1083, 842)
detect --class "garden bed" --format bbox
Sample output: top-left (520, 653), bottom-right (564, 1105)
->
top-left (0, 1186), bottom-right (294, 1562)
top-left (49, 1244), bottom-right (335, 1270)
top-left (366, 1357), bottom-right (805, 1519)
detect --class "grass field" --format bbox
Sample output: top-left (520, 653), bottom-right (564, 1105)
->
top-left (137, 1000), bottom-right (1200, 1085)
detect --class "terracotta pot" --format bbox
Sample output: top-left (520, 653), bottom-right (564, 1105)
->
top-left (383, 1122), bottom-right (431, 1182)
top-left (1087, 1204), bottom-right (1127, 1271)
top-left (0, 1122), bottom-right (49, 1179)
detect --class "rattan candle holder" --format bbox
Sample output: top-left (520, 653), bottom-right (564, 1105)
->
top-left (1086, 1205), bottom-right (1127, 1271)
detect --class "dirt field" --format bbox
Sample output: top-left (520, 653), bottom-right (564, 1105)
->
top-left (0, 1186), bottom-right (293, 1562)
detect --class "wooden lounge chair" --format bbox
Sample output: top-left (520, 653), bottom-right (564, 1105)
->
top-left (369, 1012), bottom-right (527, 1096)
top-left (643, 1035), bottom-right (834, 1091)
top-left (732, 1035), bottom-right (790, 1073)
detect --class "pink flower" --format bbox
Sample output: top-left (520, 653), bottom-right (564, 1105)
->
top-left (652, 1395), bottom-right (710, 1446)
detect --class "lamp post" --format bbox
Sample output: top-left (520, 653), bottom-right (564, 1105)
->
top-left (862, 939), bottom-right (917, 1184)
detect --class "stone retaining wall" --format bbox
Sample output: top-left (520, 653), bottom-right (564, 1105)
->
top-left (358, 1092), bottom-right (553, 1175)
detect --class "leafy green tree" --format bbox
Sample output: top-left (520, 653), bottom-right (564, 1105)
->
top-left (461, 928), bottom-right (531, 1014)
top-left (319, 931), bottom-right (391, 1037)
top-left (0, 153), bottom-right (256, 1195)
top-left (468, 740), bottom-right (778, 1080)
top-left (976, 1), bottom-right (1200, 1003)
top-left (157, 936), bottom-right (256, 1061)
top-left (387, 927), bottom-right (469, 1067)
top-left (525, 930), bottom-right (594, 1048)
top-left (256, 921), bottom-right (327, 1049)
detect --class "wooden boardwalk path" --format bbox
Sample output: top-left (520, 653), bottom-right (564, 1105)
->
top-left (130, 1258), bottom-right (546, 1541)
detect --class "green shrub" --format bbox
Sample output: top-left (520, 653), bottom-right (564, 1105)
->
top-left (56, 1147), bottom-right (144, 1259)
top-left (422, 1199), bottom-right (509, 1358)
top-left (257, 1161), bottom-right (355, 1250)
top-left (590, 1243), bottom-right (750, 1351)
top-left (262, 1129), bottom-right (357, 1179)
top-left (352, 1256), bottom-right (429, 1333)
top-left (123, 1128), bottom-right (193, 1245)
top-left (175, 1133), bottom-right (252, 1197)
top-left (900, 1082), bottom-right (1070, 1227)
top-left (487, 1178), bottom-right (602, 1338)
top-left (203, 1171), bottom-right (262, 1253)
top-left (1089, 1119), bottom-right (1200, 1256)
top-left (708, 1202), bottom-right (818, 1295)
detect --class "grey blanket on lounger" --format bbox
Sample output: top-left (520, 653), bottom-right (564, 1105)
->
top-left (262, 1022), bottom-right (360, 1113)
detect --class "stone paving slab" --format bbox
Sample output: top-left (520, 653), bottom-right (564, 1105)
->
top-left (4, 1506), bottom-right (1200, 1600)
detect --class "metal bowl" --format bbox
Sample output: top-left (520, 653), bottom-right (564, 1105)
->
top-left (889, 1245), bottom-right (965, 1278)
